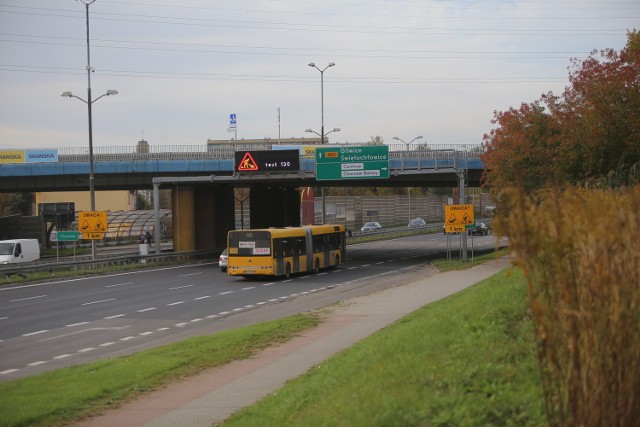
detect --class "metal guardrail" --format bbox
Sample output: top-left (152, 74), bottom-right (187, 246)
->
top-left (55, 144), bottom-right (482, 163)
top-left (0, 249), bottom-right (218, 282)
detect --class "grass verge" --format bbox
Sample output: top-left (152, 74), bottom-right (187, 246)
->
top-left (221, 267), bottom-right (544, 427)
top-left (0, 313), bottom-right (320, 427)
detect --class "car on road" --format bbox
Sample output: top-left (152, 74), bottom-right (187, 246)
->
top-left (218, 248), bottom-right (228, 271)
top-left (361, 221), bottom-right (382, 232)
top-left (468, 222), bottom-right (489, 236)
top-left (408, 218), bottom-right (426, 228)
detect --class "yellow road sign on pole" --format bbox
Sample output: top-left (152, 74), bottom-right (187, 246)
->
top-left (78, 211), bottom-right (108, 234)
top-left (444, 204), bottom-right (475, 227)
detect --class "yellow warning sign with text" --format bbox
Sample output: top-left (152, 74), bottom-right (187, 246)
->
top-left (444, 204), bottom-right (475, 226)
top-left (82, 232), bottom-right (105, 240)
top-left (78, 211), bottom-right (108, 234)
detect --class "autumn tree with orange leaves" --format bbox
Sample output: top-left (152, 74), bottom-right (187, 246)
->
top-left (481, 30), bottom-right (640, 196)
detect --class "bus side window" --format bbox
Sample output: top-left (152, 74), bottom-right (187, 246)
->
top-left (296, 237), bottom-right (306, 256)
top-left (282, 239), bottom-right (292, 257)
top-left (273, 239), bottom-right (282, 260)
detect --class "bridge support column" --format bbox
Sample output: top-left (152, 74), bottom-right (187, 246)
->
top-left (172, 186), bottom-right (196, 252)
top-left (250, 186), bottom-right (300, 229)
top-left (194, 185), bottom-right (234, 249)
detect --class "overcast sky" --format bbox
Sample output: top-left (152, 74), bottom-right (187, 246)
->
top-left (0, 0), bottom-right (637, 151)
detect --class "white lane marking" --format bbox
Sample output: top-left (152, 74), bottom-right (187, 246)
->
top-left (78, 348), bottom-right (94, 353)
top-left (104, 314), bottom-right (126, 319)
top-left (300, 276), bottom-right (310, 279)
top-left (99, 342), bottom-right (115, 347)
top-left (137, 307), bottom-right (156, 312)
top-left (375, 261), bottom-right (385, 264)
top-left (10, 295), bottom-right (47, 302)
top-left (121, 336), bottom-right (135, 341)
top-left (175, 323), bottom-right (188, 327)
top-left (218, 311), bottom-right (230, 315)
top-left (219, 291), bottom-right (234, 295)
top-left (194, 296), bottom-right (210, 300)
top-left (157, 327), bottom-right (170, 331)
top-left (0, 317), bottom-right (7, 320)
top-left (23, 330), bottom-right (48, 337)
top-left (105, 282), bottom-right (133, 288)
top-left (263, 282), bottom-right (275, 286)
top-left (139, 332), bottom-right (153, 336)
top-left (257, 301), bottom-right (267, 305)
top-left (28, 361), bottom-right (47, 366)
top-left (232, 308), bottom-right (243, 312)
top-left (361, 264), bottom-right (371, 267)
top-left (268, 299), bottom-right (278, 302)
top-left (244, 305), bottom-right (254, 309)
top-left (167, 301), bottom-right (185, 306)
top-left (66, 322), bottom-right (89, 327)
top-left (53, 354), bottom-right (72, 359)
top-left (179, 272), bottom-right (202, 277)
top-left (169, 284), bottom-right (193, 290)
top-left (191, 318), bottom-right (202, 323)
top-left (0, 369), bottom-right (18, 375)
top-left (242, 286), bottom-right (255, 290)
top-left (206, 314), bottom-right (219, 319)
top-left (348, 266), bottom-right (358, 270)
top-left (82, 298), bottom-right (116, 306)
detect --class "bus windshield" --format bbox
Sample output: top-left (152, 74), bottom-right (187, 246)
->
top-left (228, 231), bottom-right (271, 256)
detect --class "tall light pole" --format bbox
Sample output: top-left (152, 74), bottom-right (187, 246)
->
top-left (305, 127), bottom-right (341, 141)
top-left (61, 0), bottom-right (117, 260)
top-left (393, 135), bottom-right (424, 151)
top-left (307, 62), bottom-right (335, 144)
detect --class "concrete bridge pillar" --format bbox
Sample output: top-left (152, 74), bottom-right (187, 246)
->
top-left (250, 186), bottom-right (300, 229)
top-left (172, 185), bottom-right (235, 251)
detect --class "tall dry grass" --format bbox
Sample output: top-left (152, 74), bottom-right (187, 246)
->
top-left (496, 185), bottom-right (640, 427)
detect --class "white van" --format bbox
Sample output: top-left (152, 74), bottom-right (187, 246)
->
top-left (0, 239), bottom-right (41, 265)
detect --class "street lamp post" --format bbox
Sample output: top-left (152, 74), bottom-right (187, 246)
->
top-left (307, 62), bottom-right (335, 144)
top-left (61, 0), bottom-right (117, 260)
top-left (392, 135), bottom-right (424, 151)
top-left (304, 127), bottom-right (340, 225)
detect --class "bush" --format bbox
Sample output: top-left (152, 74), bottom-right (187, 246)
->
top-left (496, 186), bottom-right (640, 427)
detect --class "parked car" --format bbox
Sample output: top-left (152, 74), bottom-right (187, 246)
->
top-left (361, 222), bottom-right (382, 232)
top-left (408, 218), bottom-right (426, 228)
top-left (468, 222), bottom-right (489, 236)
top-left (218, 248), bottom-right (228, 271)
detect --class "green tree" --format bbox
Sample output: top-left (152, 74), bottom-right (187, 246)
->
top-left (0, 193), bottom-right (33, 216)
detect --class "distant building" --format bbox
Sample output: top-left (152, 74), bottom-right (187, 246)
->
top-left (34, 190), bottom-right (136, 212)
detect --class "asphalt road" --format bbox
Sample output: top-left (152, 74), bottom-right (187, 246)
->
top-left (0, 232), bottom-right (499, 381)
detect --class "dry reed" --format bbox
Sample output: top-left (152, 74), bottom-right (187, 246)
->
top-left (496, 185), bottom-right (640, 427)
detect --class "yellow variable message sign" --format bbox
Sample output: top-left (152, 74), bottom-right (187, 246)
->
top-left (78, 211), bottom-right (108, 234)
top-left (444, 204), bottom-right (475, 226)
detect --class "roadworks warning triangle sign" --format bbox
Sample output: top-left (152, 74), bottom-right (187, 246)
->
top-left (238, 152), bottom-right (259, 171)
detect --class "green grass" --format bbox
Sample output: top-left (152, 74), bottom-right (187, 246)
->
top-left (432, 247), bottom-right (509, 272)
top-left (222, 267), bottom-right (544, 427)
top-left (0, 313), bottom-right (320, 427)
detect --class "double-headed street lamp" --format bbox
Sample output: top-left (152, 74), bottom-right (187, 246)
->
top-left (307, 62), bottom-right (335, 144)
top-left (61, 0), bottom-right (117, 260)
top-left (393, 135), bottom-right (424, 151)
top-left (305, 127), bottom-right (341, 141)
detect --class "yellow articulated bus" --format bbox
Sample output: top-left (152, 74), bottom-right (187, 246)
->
top-left (227, 224), bottom-right (346, 279)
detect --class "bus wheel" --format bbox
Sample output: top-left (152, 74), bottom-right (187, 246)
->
top-left (285, 263), bottom-right (291, 279)
top-left (314, 258), bottom-right (320, 274)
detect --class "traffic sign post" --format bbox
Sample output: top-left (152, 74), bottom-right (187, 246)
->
top-left (315, 146), bottom-right (389, 181)
top-left (50, 230), bottom-right (79, 262)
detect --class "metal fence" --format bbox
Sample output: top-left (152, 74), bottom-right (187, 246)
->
top-left (55, 144), bottom-right (482, 163)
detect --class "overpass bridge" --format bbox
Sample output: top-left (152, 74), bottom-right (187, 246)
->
top-left (0, 144), bottom-right (484, 252)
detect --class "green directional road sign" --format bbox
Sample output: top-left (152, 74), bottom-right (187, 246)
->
top-left (57, 231), bottom-right (79, 241)
top-left (315, 146), bottom-right (389, 181)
